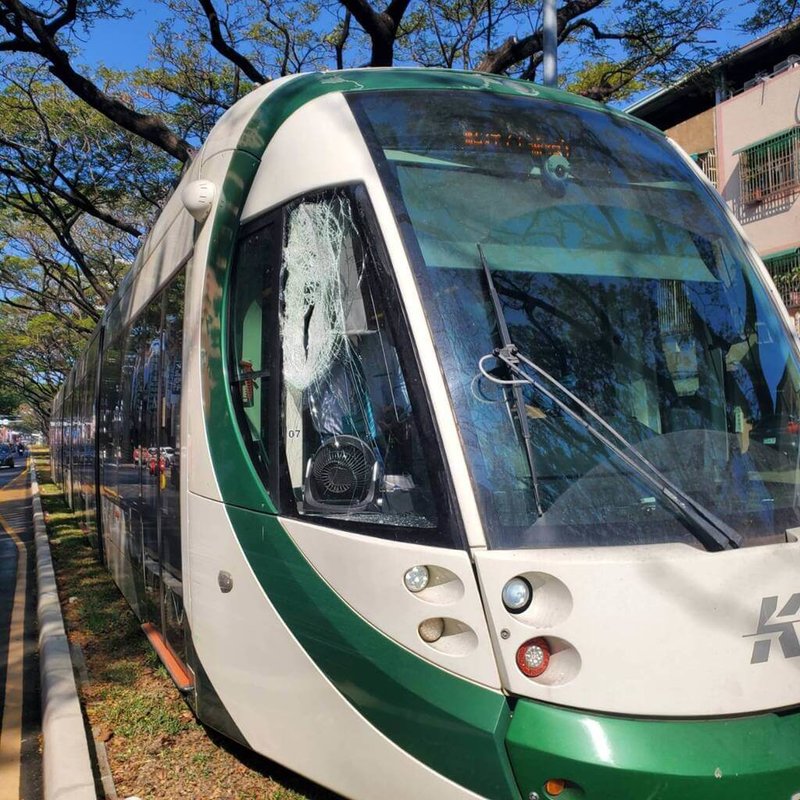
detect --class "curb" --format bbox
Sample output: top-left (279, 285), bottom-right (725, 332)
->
top-left (31, 463), bottom-right (97, 800)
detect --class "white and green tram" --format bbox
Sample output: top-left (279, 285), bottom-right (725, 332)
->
top-left (51, 69), bottom-right (800, 799)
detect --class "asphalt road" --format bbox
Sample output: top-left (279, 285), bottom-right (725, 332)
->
top-left (0, 456), bottom-right (43, 800)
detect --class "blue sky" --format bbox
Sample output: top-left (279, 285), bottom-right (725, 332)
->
top-left (78, 2), bottom-right (173, 71)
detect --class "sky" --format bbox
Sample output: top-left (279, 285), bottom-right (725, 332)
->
top-left (79, 0), bottom-right (763, 75)
top-left (78, 2), bottom-right (174, 71)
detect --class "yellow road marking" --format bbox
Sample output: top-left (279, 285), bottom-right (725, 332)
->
top-left (0, 462), bottom-right (30, 494)
top-left (0, 486), bottom-right (30, 505)
top-left (0, 466), bottom-right (29, 800)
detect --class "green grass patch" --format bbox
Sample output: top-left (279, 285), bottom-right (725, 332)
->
top-left (100, 661), bottom-right (141, 686)
top-left (97, 687), bottom-right (190, 738)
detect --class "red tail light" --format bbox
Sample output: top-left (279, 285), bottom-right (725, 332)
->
top-left (516, 637), bottom-right (551, 678)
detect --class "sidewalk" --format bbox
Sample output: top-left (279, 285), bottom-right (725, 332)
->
top-left (32, 462), bottom-right (97, 800)
top-left (0, 458), bottom-right (97, 800)
top-left (0, 461), bottom-right (42, 800)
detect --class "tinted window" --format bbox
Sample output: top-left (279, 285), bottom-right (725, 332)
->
top-left (354, 90), bottom-right (800, 549)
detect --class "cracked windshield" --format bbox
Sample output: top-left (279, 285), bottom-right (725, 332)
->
top-left (352, 90), bottom-right (800, 549)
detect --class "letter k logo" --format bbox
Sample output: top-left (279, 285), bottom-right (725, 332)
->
top-left (748, 594), bottom-right (800, 664)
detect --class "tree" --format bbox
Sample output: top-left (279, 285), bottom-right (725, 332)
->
top-left (0, 67), bottom-right (178, 429)
top-left (397, 0), bottom-right (726, 99)
top-left (0, 383), bottom-right (22, 415)
top-left (743, 0), bottom-right (799, 32)
top-left (0, 0), bottom-right (194, 160)
top-left (0, 306), bottom-right (80, 430)
top-left (0, 71), bottom-right (174, 328)
top-left (0, 0), bottom-right (764, 429)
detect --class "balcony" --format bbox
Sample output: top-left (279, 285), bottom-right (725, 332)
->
top-left (736, 127), bottom-right (800, 205)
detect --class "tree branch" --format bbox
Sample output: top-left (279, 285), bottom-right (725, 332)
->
top-left (339, 0), bottom-right (407, 65)
top-left (476, 0), bottom-right (604, 73)
top-left (196, 0), bottom-right (267, 84)
top-left (0, 0), bottom-right (192, 162)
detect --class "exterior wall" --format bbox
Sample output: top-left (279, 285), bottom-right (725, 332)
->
top-left (665, 107), bottom-right (715, 155)
top-left (716, 64), bottom-right (800, 257)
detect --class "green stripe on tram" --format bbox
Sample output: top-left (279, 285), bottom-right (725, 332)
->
top-left (202, 70), bottom-right (540, 799)
top-left (506, 698), bottom-right (800, 798)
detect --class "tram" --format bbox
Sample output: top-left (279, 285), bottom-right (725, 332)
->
top-left (51, 69), bottom-right (800, 799)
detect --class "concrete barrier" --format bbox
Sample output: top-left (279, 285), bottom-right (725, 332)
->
top-left (31, 464), bottom-right (97, 800)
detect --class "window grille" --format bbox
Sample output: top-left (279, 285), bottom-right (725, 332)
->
top-left (737, 128), bottom-right (800, 204)
top-left (764, 249), bottom-right (800, 308)
top-left (657, 280), bottom-right (693, 333)
top-left (693, 149), bottom-right (718, 187)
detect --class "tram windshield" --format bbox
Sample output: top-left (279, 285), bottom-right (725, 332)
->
top-left (351, 89), bottom-right (800, 549)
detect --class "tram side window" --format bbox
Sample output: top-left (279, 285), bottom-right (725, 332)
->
top-left (136, 299), bottom-right (163, 569)
top-left (75, 358), bottom-right (89, 523)
top-left (119, 321), bottom-right (142, 508)
top-left (99, 329), bottom-right (123, 508)
top-left (229, 221), bottom-right (278, 490)
top-left (160, 272), bottom-right (184, 579)
top-left (229, 190), bottom-right (450, 539)
top-left (278, 190), bottom-right (438, 531)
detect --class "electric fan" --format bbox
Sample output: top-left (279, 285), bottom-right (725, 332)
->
top-left (303, 435), bottom-right (381, 513)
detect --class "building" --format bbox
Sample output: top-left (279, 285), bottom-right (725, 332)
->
top-left (627, 22), bottom-right (800, 322)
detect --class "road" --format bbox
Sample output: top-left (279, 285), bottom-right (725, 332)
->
top-left (0, 456), bottom-right (42, 800)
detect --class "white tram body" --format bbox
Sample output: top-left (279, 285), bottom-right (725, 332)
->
top-left (52, 70), bottom-right (800, 799)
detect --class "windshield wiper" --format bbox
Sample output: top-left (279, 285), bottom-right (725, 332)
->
top-left (476, 246), bottom-right (742, 552)
top-left (478, 245), bottom-right (543, 517)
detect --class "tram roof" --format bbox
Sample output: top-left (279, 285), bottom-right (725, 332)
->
top-left (107, 69), bottom-right (659, 311)
top-left (213, 68), bottom-right (661, 160)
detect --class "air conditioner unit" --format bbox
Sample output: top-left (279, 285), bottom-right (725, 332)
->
top-left (774, 55), bottom-right (800, 74)
top-left (744, 71), bottom-right (770, 90)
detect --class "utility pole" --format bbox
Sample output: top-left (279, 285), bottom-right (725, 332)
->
top-left (543, 0), bottom-right (557, 87)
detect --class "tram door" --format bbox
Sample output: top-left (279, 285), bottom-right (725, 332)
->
top-left (139, 299), bottom-right (163, 624)
top-left (157, 273), bottom-right (185, 662)
top-left (130, 271), bottom-right (185, 664)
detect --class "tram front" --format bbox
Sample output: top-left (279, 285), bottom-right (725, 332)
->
top-left (220, 72), bottom-right (800, 800)
top-left (349, 86), bottom-right (800, 796)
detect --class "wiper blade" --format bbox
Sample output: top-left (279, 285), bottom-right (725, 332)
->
top-left (478, 245), bottom-right (543, 517)
top-left (476, 257), bottom-right (741, 553)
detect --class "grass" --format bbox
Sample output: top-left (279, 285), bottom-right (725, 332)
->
top-left (98, 688), bottom-right (190, 738)
top-left (32, 448), bottom-right (332, 800)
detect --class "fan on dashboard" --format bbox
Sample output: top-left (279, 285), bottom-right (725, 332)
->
top-left (303, 435), bottom-right (381, 513)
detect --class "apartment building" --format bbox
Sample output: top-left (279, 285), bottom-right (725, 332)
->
top-left (628, 23), bottom-right (800, 321)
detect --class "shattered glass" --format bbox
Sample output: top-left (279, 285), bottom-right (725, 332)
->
top-left (279, 191), bottom-right (438, 528)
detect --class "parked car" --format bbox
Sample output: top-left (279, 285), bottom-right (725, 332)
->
top-left (0, 444), bottom-right (15, 469)
top-left (160, 446), bottom-right (176, 466)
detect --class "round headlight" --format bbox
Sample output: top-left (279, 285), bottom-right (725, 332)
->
top-left (404, 565), bottom-right (430, 593)
top-left (502, 577), bottom-right (532, 613)
top-left (418, 617), bottom-right (445, 643)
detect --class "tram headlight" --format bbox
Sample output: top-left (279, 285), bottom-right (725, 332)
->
top-left (404, 565), bottom-right (430, 593)
top-left (418, 617), bottom-right (445, 643)
top-left (516, 637), bottom-right (551, 678)
top-left (502, 576), bottom-right (532, 613)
